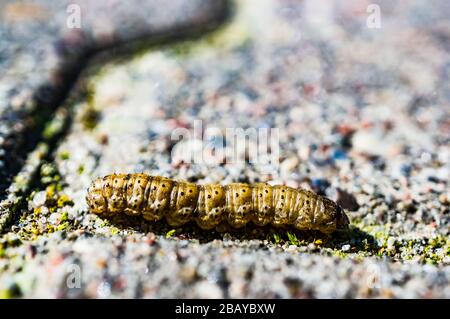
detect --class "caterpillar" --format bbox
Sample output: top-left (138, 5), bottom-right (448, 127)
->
top-left (86, 174), bottom-right (350, 234)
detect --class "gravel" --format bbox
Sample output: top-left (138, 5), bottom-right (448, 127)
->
top-left (0, 0), bottom-right (449, 298)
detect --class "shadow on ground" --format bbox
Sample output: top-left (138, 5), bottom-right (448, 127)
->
top-left (104, 213), bottom-right (378, 253)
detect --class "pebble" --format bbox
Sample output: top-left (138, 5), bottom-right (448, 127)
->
top-left (97, 281), bottom-right (112, 298)
top-left (48, 213), bottom-right (61, 225)
top-left (31, 191), bottom-right (46, 208)
top-left (351, 131), bottom-right (386, 156)
top-left (387, 237), bottom-right (397, 251)
top-left (195, 281), bottom-right (224, 299)
top-left (438, 193), bottom-right (449, 205)
top-left (280, 157), bottom-right (299, 176)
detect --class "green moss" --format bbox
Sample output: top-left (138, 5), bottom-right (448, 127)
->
top-left (345, 220), bottom-right (450, 263)
top-left (56, 222), bottom-right (70, 232)
top-left (46, 183), bottom-right (62, 197)
top-left (167, 5), bottom-right (250, 59)
top-left (329, 249), bottom-right (351, 259)
top-left (60, 212), bottom-right (69, 223)
top-left (78, 85), bottom-right (101, 131)
top-left (59, 151), bottom-right (71, 160)
top-left (41, 107), bottom-right (68, 142)
top-left (40, 163), bottom-right (60, 185)
top-left (13, 175), bottom-right (28, 194)
top-left (0, 289), bottom-right (13, 299)
top-left (314, 239), bottom-right (323, 246)
top-left (42, 121), bottom-right (60, 140)
top-left (286, 232), bottom-right (299, 246)
top-left (80, 106), bottom-right (101, 131)
top-left (429, 235), bottom-right (447, 249)
top-left (0, 235), bottom-right (22, 258)
top-left (13, 162), bottom-right (77, 240)
top-left (0, 284), bottom-right (21, 299)
top-left (57, 194), bottom-right (74, 208)
top-left (7, 237), bottom-right (22, 247)
top-left (77, 164), bottom-right (85, 175)
top-left (272, 233), bottom-right (282, 245)
top-left (86, 86), bottom-right (96, 107)
top-left (166, 229), bottom-right (177, 238)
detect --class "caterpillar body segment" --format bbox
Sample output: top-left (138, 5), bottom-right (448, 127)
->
top-left (87, 174), bottom-right (350, 234)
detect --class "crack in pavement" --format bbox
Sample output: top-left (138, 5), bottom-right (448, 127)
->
top-left (0, 0), bottom-right (231, 197)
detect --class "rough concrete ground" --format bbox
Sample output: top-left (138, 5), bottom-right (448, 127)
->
top-left (0, 0), bottom-right (229, 193)
top-left (0, 0), bottom-right (449, 298)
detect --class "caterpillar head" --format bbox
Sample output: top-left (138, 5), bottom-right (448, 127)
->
top-left (86, 178), bottom-right (107, 214)
top-left (335, 205), bottom-right (350, 231)
top-left (317, 197), bottom-right (350, 234)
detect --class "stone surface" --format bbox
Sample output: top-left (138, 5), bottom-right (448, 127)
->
top-left (0, 0), bottom-right (449, 298)
top-left (0, 0), bottom-right (229, 193)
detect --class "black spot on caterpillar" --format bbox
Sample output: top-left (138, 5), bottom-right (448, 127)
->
top-left (86, 174), bottom-right (350, 234)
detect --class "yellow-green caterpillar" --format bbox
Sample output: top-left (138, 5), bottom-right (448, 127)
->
top-left (86, 174), bottom-right (349, 234)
